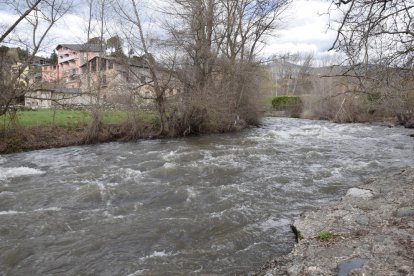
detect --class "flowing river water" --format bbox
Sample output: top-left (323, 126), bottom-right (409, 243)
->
top-left (0, 118), bottom-right (413, 275)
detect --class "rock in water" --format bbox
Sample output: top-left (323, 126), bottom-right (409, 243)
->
top-left (345, 187), bottom-right (373, 199)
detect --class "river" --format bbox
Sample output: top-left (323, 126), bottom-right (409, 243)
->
top-left (0, 118), bottom-right (413, 275)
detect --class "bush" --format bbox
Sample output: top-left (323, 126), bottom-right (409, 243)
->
top-left (271, 96), bottom-right (302, 109)
top-left (271, 96), bottom-right (303, 117)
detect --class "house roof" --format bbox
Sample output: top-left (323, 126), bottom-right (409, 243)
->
top-left (56, 44), bottom-right (104, 52)
top-left (80, 55), bottom-right (149, 69)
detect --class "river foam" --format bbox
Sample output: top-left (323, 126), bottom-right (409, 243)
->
top-left (0, 166), bottom-right (45, 181)
top-left (0, 210), bottom-right (26, 215)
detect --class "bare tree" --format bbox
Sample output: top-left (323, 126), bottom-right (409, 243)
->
top-left (331, 0), bottom-right (414, 67)
top-left (329, 0), bottom-right (414, 126)
top-left (0, 0), bottom-right (73, 116)
top-left (109, 0), bottom-right (290, 135)
top-left (165, 0), bottom-right (291, 131)
top-left (113, 0), bottom-right (178, 136)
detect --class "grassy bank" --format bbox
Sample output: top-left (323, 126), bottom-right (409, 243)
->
top-left (0, 110), bottom-right (129, 129)
top-left (0, 109), bottom-right (159, 154)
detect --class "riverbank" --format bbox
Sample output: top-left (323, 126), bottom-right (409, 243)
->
top-left (0, 121), bottom-right (249, 155)
top-left (0, 109), bottom-right (251, 154)
top-left (0, 109), bottom-right (159, 154)
top-left (257, 168), bottom-right (414, 275)
top-left (265, 110), bottom-right (414, 129)
top-left (0, 122), bottom-right (157, 154)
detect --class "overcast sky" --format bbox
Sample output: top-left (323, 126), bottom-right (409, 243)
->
top-left (0, 0), bottom-right (339, 64)
top-left (265, 0), bottom-right (339, 62)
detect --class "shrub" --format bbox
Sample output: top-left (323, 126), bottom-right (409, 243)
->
top-left (271, 96), bottom-right (301, 109)
top-left (271, 96), bottom-right (303, 117)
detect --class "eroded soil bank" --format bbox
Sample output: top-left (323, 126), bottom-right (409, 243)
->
top-left (0, 120), bottom-right (166, 154)
top-left (257, 168), bottom-right (414, 276)
top-left (0, 125), bottom-right (128, 154)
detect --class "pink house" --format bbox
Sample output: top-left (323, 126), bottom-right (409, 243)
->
top-left (41, 44), bottom-right (105, 88)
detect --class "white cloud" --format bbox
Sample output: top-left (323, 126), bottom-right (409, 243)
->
top-left (0, 10), bottom-right (18, 25)
top-left (263, 0), bottom-right (339, 61)
top-left (52, 13), bottom-right (89, 44)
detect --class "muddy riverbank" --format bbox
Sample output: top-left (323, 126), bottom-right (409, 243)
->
top-left (257, 168), bottom-right (414, 276)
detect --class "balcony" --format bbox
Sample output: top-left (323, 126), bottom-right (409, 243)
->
top-left (59, 54), bottom-right (79, 63)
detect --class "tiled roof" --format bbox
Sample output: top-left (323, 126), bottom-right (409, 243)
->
top-left (56, 44), bottom-right (105, 52)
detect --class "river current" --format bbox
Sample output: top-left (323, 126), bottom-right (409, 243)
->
top-left (0, 118), bottom-right (413, 275)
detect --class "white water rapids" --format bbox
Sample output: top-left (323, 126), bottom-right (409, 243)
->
top-left (0, 118), bottom-right (413, 275)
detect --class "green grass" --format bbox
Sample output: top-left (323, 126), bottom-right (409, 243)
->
top-left (0, 109), bottom-right (139, 129)
top-left (318, 231), bottom-right (336, 241)
top-left (102, 111), bottom-right (129, 124)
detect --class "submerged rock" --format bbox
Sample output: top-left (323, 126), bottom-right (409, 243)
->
top-left (256, 168), bottom-right (414, 276)
top-left (345, 187), bottom-right (373, 199)
top-left (355, 214), bottom-right (369, 225)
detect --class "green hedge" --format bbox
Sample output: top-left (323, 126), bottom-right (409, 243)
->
top-left (271, 96), bottom-right (302, 109)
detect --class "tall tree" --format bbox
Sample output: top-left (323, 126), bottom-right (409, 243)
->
top-left (330, 0), bottom-right (414, 126)
top-left (167, 0), bottom-right (291, 125)
top-left (87, 36), bottom-right (104, 44)
top-left (114, 0), bottom-right (176, 135)
top-left (48, 50), bottom-right (58, 65)
top-left (107, 35), bottom-right (125, 57)
top-left (112, 0), bottom-right (291, 135)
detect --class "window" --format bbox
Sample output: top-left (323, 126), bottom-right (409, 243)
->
top-left (108, 61), bottom-right (113, 69)
top-left (140, 76), bottom-right (146, 84)
top-left (102, 74), bottom-right (107, 85)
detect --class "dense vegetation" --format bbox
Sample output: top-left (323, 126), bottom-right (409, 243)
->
top-left (271, 96), bottom-right (302, 109)
top-left (270, 96), bottom-right (302, 118)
